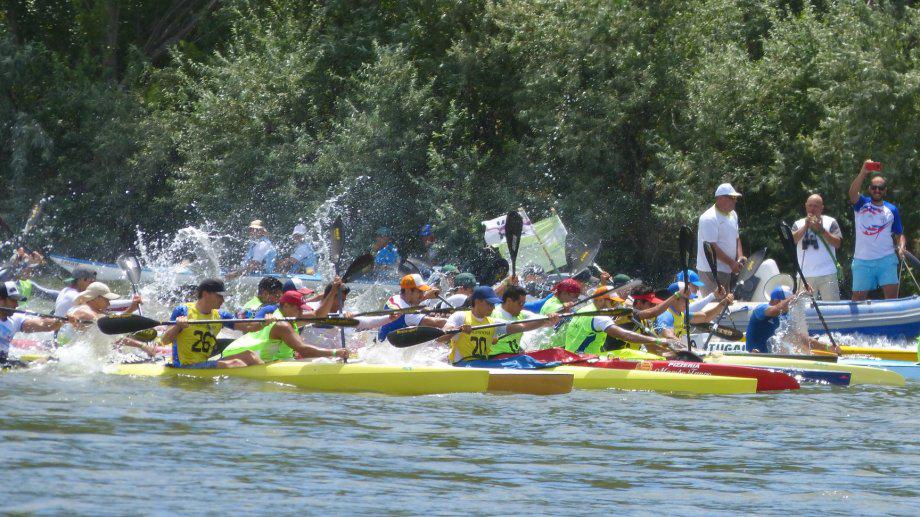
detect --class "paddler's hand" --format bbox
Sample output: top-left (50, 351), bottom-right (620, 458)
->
top-left (546, 312), bottom-right (561, 326)
top-left (422, 288), bottom-right (441, 300)
top-left (174, 316), bottom-right (189, 330)
top-left (719, 293), bottom-right (734, 306)
top-left (330, 348), bottom-right (350, 361)
top-left (730, 260), bottom-right (742, 274)
top-left (459, 324), bottom-right (472, 334)
top-left (562, 302), bottom-right (575, 312)
top-left (127, 294), bottom-right (143, 313)
top-left (506, 274), bottom-right (519, 286)
top-left (599, 271), bottom-right (611, 284)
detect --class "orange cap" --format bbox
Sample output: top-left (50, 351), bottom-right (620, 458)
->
top-left (593, 286), bottom-right (624, 303)
top-left (400, 273), bottom-right (431, 291)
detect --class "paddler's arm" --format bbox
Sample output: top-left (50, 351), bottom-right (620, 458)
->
top-left (633, 293), bottom-right (680, 321)
top-left (805, 336), bottom-right (841, 355)
top-left (492, 275), bottom-right (518, 297)
top-left (270, 322), bottom-right (349, 361)
top-left (763, 297), bottom-right (793, 318)
top-left (311, 276), bottom-right (343, 318)
top-left (689, 293), bottom-right (733, 324)
top-left (21, 316), bottom-right (64, 333)
top-left (604, 323), bottom-right (680, 350)
top-left (505, 312), bottom-right (560, 334)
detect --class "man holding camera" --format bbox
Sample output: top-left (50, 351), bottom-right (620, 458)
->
top-left (847, 160), bottom-right (907, 301)
top-left (791, 194), bottom-right (843, 300)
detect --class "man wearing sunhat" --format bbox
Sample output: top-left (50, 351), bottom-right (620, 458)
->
top-left (276, 223), bottom-right (317, 275)
top-left (1, 281), bottom-right (66, 366)
top-left (696, 183), bottom-right (746, 295)
top-left (54, 267), bottom-right (97, 317)
top-left (746, 285), bottom-right (839, 354)
top-left (229, 219), bottom-right (277, 278)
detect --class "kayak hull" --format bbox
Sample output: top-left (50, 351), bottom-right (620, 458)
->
top-left (840, 346), bottom-right (917, 362)
top-left (110, 361), bottom-right (491, 396)
top-left (587, 359), bottom-right (800, 392)
top-left (703, 354), bottom-right (905, 386)
top-left (550, 365), bottom-right (758, 395)
top-left (485, 369), bottom-right (574, 395)
top-left (838, 359), bottom-right (920, 381)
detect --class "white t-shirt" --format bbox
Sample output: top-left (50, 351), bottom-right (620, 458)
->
top-left (299, 315), bottom-right (390, 349)
top-left (696, 205), bottom-right (740, 273)
top-left (438, 294), bottom-right (468, 309)
top-left (54, 286), bottom-right (80, 317)
top-left (792, 215), bottom-right (841, 277)
top-left (852, 195), bottom-right (904, 261)
top-left (0, 314), bottom-right (27, 354)
top-left (384, 294), bottom-right (425, 326)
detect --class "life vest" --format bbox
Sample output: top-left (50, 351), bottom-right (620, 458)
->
top-left (449, 311), bottom-right (495, 363)
top-left (490, 307), bottom-right (527, 355)
top-left (221, 310), bottom-right (297, 361)
top-left (173, 302), bottom-right (224, 366)
top-left (564, 303), bottom-right (608, 355)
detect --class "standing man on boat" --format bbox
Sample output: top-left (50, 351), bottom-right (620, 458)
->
top-left (54, 267), bottom-right (97, 317)
top-left (792, 194), bottom-right (843, 301)
top-left (159, 278), bottom-right (263, 368)
top-left (276, 224), bottom-right (317, 275)
top-left (848, 160), bottom-right (907, 300)
top-left (746, 286), bottom-right (840, 355)
top-left (1, 281), bottom-right (67, 367)
top-left (696, 183), bottom-right (745, 295)
top-left (229, 220), bottom-right (277, 278)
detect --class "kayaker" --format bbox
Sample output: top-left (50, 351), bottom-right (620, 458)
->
top-left (848, 160), bottom-right (907, 301)
top-left (0, 281), bottom-right (67, 367)
top-left (159, 278), bottom-right (263, 368)
top-left (63, 281), bottom-right (153, 354)
top-left (238, 277), bottom-right (284, 319)
top-left (655, 282), bottom-right (734, 340)
top-left (419, 223), bottom-right (440, 265)
top-left (221, 289), bottom-right (349, 362)
top-left (377, 274), bottom-right (447, 341)
top-left (563, 286), bottom-right (680, 358)
top-left (441, 285), bottom-right (555, 363)
top-left (372, 227), bottom-right (399, 278)
top-left (228, 220), bottom-right (277, 278)
top-left (299, 280), bottom-right (393, 349)
top-left (746, 286), bottom-right (840, 355)
top-left (489, 284), bottom-right (560, 355)
top-left (674, 270), bottom-right (705, 299)
top-left (276, 223), bottom-right (318, 275)
top-left (696, 183), bottom-right (745, 295)
top-left (540, 278), bottom-right (583, 315)
top-left (792, 194), bottom-right (843, 301)
top-left (438, 272), bottom-right (477, 308)
top-left (53, 267), bottom-right (98, 317)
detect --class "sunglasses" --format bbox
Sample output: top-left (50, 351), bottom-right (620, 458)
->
top-left (869, 185), bottom-right (887, 191)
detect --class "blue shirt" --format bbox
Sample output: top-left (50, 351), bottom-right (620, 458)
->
top-left (852, 195), bottom-right (903, 261)
top-left (288, 242), bottom-right (317, 274)
top-left (374, 243), bottom-right (399, 266)
top-left (745, 304), bottom-right (784, 353)
top-left (243, 237), bottom-right (277, 273)
top-left (169, 305), bottom-right (237, 329)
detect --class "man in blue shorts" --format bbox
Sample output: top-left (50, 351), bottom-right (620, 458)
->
top-left (848, 160), bottom-right (907, 300)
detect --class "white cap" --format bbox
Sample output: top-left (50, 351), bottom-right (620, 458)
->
top-left (714, 183), bottom-right (742, 197)
top-left (248, 219), bottom-right (266, 230)
top-left (292, 224), bottom-right (308, 236)
top-left (75, 282), bottom-right (121, 305)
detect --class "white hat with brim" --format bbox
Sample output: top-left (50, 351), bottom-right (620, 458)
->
top-left (292, 224), bottom-right (308, 236)
top-left (248, 219), bottom-right (266, 230)
top-left (714, 183), bottom-right (742, 197)
top-left (75, 281), bottom-right (121, 305)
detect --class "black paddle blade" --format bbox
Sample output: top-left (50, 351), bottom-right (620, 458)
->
top-left (342, 253), bottom-right (374, 283)
top-left (98, 314), bottom-right (161, 335)
top-left (692, 323), bottom-right (744, 341)
top-left (737, 248), bottom-right (767, 285)
top-left (504, 211), bottom-right (524, 273)
top-left (330, 216), bottom-right (344, 270)
top-left (702, 242), bottom-right (719, 282)
top-left (569, 240), bottom-right (601, 278)
top-left (678, 226), bottom-right (692, 273)
top-left (386, 326), bottom-right (446, 348)
top-left (673, 350), bottom-right (704, 363)
top-left (776, 223), bottom-right (799, 292)
top-left (129, 328), bottom-right (159, 342)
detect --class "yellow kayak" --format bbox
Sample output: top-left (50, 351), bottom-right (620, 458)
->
top-left (110, 361), bottom-right (492, 396)
top-left (840, 346), bottom-right (917, 362)
top-left (485, 369), bottom-right (574, 395)
top-left (704, 354), bottom-right (905, 386)
top-left (549, 365), bottom-right (758, 395)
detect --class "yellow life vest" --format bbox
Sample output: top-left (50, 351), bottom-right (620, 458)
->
top-left (173, 302), bottom-right (224, 366)
top-left (449, 311), bottom-right (495, 363)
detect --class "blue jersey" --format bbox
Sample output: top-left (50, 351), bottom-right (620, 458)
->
top-left (374, 244), bottom-right (399, 266)
top-left (745, 304), bottom-right (784, 353)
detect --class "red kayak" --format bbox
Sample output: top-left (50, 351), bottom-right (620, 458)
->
top-left (519, 348), bottom-right (800, 392)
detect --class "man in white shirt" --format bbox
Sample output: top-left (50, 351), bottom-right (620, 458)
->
top-left (791, 194), bottom-right (843, 300)
top-left (229, 219), bottom-right (277, 278)
top-left (696, 183), bottom-right (745, 295)
top-left (276, 224), bottom-right (317, 274)
top-left (54, 267), bottom-right (97, 317)
top-left (1, 281), bottom-right (66, 366)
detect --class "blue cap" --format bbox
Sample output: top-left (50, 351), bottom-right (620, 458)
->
top-left (419, 224), bottom-right (432, 237)
top-left (667, 282), bottom-right (682, 294)
top-left (471, 285), bottom-right (502, 305)
top-left (675, 270), bottom-right (705, 287)
top-left (770, 286), bottom-right (794, 302)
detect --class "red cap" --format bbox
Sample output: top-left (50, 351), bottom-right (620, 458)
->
top-left (632, 292), bottom-right (664, 304)
top-left (277, 290), bottom-right (304, 306)
top-left (554, 278), bottom-right (583, 294)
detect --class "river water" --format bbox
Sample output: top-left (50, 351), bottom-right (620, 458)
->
top-left (1, 363), bottom-right (917, 515)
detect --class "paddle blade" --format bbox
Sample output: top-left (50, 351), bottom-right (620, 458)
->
top-left (129, 328), bottom-right (159, 342)
top-left (342, 253), bottom-right (374, 283)
top-left (702, 242), bottom-right (719, 278)
top-left (678, 226), bottom-right (692, 274)
top-left (673, 350), bottom-right (704, 363)
top-left (569, 240), bottom-right (601, 278)
top-left (505, 211), bottom-right (524, 274)
top-left (329, 216), bottom-right (344, 270)
top-left (737, 248), bottom-right (767, 285)
top-left (386, 326), bottom-right (446, 348)
top-left (97, 314), bottom-right (161, 335)
top-left (692, 323), bottom-right (744, 341)
top-left (117, 254), bottom-right (143, 285)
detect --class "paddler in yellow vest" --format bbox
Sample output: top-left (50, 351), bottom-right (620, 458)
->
top-left (441, 286), bottom-right (556, 363)
top-left (564, 286), bottom-right (682, 357)
top-left (655, 282), bottom-right (734, 340)
top-left (221, 288), bottom-right (349, 362)
top-left (159, 278), bottom-right (263, 369)
top-left (490, 284), bottom-right (546, 355)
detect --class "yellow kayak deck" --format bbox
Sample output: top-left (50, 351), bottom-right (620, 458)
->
top-left (840, 346), bottom-right (917, 362)
top-left (704, 354), bottom-right (905, 386)
top-left (550, 365), bottom-right (758, 395)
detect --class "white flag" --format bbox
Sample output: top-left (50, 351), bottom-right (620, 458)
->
top-left (481, 211), bottom-right (535, 246)
top-left (483, 212), bottom-right (567, 272)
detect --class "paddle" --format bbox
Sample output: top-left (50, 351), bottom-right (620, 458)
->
top-left (116, 254), bottom-right (144, 316)
top-left (678, 225), bottom-right (693, 351)
top-left (569, 240), bottom-right (601, 278)
top-left (691, 322), bottom-right (744, 341)
top-left (386, 309), bottom-right (633, 348)
top-left (569, 279), bottom-right (642, 311)
top-left (700, 241), bottom-right (729, 350)
top-left (2, 307), bottom-right (68, 322)
top-left (341, 253), bottom-right (374, 284)
top-left (97, 314), bottom-right (359, 335)
top-left (329, 216), bottom-right (347, 349)
top-left (505, 211), bottom-right (523, 278)
top-left (351, 305), bottom-right (458, 317)
top-left (902, 250), bottom-right (920, 291)
top-left (778, 222), bottom-right (838, 349)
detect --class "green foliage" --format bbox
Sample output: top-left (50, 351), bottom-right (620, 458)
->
top-left (0, 0), bottom-right (916, 296)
